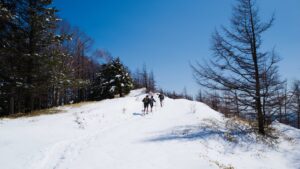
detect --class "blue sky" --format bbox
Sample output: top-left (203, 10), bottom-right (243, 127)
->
top-left (53, 0), bottom-right (300, 95)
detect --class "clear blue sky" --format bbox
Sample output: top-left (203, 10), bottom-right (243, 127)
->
top-left (53, 0), bottom-right (300, 96)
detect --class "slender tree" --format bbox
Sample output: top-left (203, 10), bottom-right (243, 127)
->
top-left (132, 64), bottom-right (156, 92)
top-left (0, 0), bottom-right (20, 115)
top-left (195, 90), bottom-right (203, 102)
top-left (191, 0), bottom-right (283, 134)
top-left (132, 68), bottom-right (142, 89)
top-left (21, 0), bottom-right (66, 112)
top-left (148, 71), bottom-right (156, 92)
top-left (142, 64), bottom-right (149, 91)
top-left (291, 80), bottom-right (300, 128)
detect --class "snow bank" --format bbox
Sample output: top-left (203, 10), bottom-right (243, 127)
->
top-left (0, 89), bottom-right (299, 169)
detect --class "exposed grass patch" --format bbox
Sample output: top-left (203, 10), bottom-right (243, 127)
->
top-left (1, 108), bottom-right (63, 119)
top-left (200, 116), bottom-right (282, 147)
top-left (210, 160), bottom-right (235, 169)
top-left (0, 101), bottom-right (97, 119)
top-left (66, 101), bottom-right (96, 108)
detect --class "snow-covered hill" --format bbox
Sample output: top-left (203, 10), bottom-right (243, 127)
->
top-left (0, 89), bottom-right (299, 169)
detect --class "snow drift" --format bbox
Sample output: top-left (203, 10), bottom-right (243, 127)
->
top-left (0, 89), bottom-right (299, 169)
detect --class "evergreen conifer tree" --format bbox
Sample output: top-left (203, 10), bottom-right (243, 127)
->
top-left (0, 0), bottom-right (66, 114)
top-left (91, 58), bottom-right (133, 100)
top-left (22, 0), bottom-right (65, 111)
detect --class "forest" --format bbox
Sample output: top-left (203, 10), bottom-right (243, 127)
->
top-left (0, 0), bottom-right (158, 116)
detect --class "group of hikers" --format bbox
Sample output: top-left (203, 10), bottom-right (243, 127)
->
top-left (142, 93), bottom-right (164, 114)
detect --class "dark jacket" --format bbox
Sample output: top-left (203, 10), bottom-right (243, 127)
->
top-left (158, 94), bottom-right (164, 101)
top-left (143, 97), bottom-right (150, 106)
top-left (149, 97), bottom-right (156, 106)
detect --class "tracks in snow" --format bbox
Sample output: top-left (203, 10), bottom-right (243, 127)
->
top-left (29, 111), bottom-right (144, 169)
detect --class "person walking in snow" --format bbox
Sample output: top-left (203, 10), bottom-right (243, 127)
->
top-left (158, 93), bottom-right (164, 107)
top-left (142, 95), bottom-right (150, 114)
top-left (149, 96), bottom-right (156, 112)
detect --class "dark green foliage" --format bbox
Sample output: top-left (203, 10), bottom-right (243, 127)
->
top-left (91, 58), bottom-right (133, 100)
top-left (22, 0), bottom-right (66, 112)
top-left (0, 0), bottom-right (96, 115)
top-left (0, 1), bottom-right (135, 116)
top-left (0, 0), bottom-right (21, 115)
top-left (0, 0), bottom-right (65, 114)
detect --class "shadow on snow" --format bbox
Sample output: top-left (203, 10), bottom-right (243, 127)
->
top-left (143, 118), bottom-right (280, 150)
top-left (133, 112), bottom-right (144, 116)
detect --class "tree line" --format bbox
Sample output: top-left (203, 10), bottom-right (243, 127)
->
top-left (131, 65), bottom-right (194, 100)
top-left (192, 0), bottom-right (300, 133)
top-left (195, 81), bottom-right (300, 130)
top-left (0, 0), bottom-right (134, 116)
top-left (132, 64), bottom-right (156, 93)
top-left (159, 87), bottom-right (193, 101)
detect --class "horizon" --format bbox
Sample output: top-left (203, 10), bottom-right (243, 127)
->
top-left (53, 0), bottom-right (300, 96)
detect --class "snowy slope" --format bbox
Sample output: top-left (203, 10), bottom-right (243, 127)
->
top-left (0, 88), bottom-right (299, 169)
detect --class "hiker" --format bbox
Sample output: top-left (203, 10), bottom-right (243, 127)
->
top-left (158, 93), bottom-right (164, 107)
top-left (142, 95), bottom-right (150, 114)
top-left (149, 96), bottom-right (156, 112)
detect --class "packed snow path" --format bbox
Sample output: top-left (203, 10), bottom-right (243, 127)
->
top-left (1, 89), bottom-right (300, 169)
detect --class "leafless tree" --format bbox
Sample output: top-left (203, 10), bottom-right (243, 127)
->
top-left (291, 80), bottom-right (300, 128)
top-left (191, 0), bottom-right (283, 134)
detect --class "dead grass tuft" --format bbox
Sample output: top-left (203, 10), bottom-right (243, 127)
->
top-left (66, 101), bottom-right (96, 108)
top-left (2, 108), bottom-right (62, 119)
top-left (1, 101), bottom-right (96, 119)
top-left (210, 160), bottom-right (235, 169)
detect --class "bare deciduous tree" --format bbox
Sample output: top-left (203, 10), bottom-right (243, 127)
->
top-left (291, 80), bottom-right (300, 128)
top-left (191, 0), bottom-right (283, 134)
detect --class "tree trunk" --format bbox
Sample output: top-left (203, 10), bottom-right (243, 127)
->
top-left (119, 87), bottom-right (123, 97)
top-left (38, 96), bottom-right (42, 109)
top-left (249, 1), bottom-right (265, 135)
top-left (234, 91), bottom-right (240, 116)
top-left (56, 90), bottom-right (60, 106)
top-left (298, 110), bottom-right (300, 129)
top-left (298, 99), bottom-right (300, 128)
top-left (53, 87), bottom-right (57, 106)
top-left (10, 96), bottom-right (14, 115)
top-left (279, 104), bottom-right (282, 123)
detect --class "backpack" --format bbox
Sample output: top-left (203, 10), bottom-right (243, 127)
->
top-left (143, 97), bottom-right (150, 104)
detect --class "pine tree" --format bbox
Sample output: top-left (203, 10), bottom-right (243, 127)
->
top-left (0, 0), bottom-right (20, 115)
top-left (91, 58), bottom-right (133, 100)
top-left (23, 0), bottom-right (65, 112)
top-left (0, 0), bottom-right (107, 116)
top-left (0, 0), bottom-right (66, 114)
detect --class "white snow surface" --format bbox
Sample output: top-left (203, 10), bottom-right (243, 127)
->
top-left (0, 88), bottom-right (300, 169)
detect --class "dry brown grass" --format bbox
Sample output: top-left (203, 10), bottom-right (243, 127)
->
top-left (64, 101), bottom-right (96, 108)
top-left (230, 116), bottom-right (255, 126)
top-left (1, 101), bottom-right (97, 119)
top-left (2, 108), bottom-right (63, 119)
top-left (210, 160), bottom-right (235, 169)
